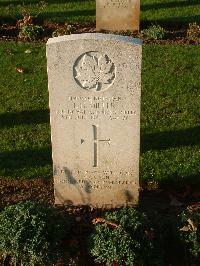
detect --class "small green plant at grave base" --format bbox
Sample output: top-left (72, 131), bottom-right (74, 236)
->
top-left (0, 201), bottom-right (73, 266)
top-left (52, 23), bottom-right (76, 37)
top-left (89, 208), bottom-right (163, 266)
top-left (19, 24), bottom-right (44, 41)
top-left (187, 23), bottom-right (200, 43)
top-left (17, 13), bottom-right (44, 41)
top-left (179, 209), bottom-right (200, 263)
top-left (142, 24), bottom-right (165, 40)
top-left (17, 1), bottom-right (46, 41)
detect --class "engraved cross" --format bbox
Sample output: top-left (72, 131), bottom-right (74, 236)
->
top-left (81, 125), bottom-right (111, 167)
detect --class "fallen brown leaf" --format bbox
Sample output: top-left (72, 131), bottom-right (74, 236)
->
top-left (180, 218), bottom-right (197, 232)
top-left (187, 202), bottom-right (200, 212)
top-left (180, 225), bottom-right (190, 232)
top-left (187, 218), bottom-right (197, 232)
top-left (92, 217), bottom-right (120, 228)
top-left (16, 67), bottom-right (24, 73)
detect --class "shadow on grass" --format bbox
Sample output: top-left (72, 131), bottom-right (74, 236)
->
top-left (0, 126), bottom-right (199, 183)
top-left (141, 0), bottom-right (200, 11)
top-left (0, 0), bottom-right (83, 6)
top-left (39, 9), bottom-right (95, 22)
top-left (141, 15), bottom-right (200, 28)
top-left (0, 8), bottom-right (95, 24)
top-left (159, 173), bottom-right (200, 188)
top-left (141, 126), bottom-right (200, 152)
top-left (0, 146), bottom-right (52, 177)
top-left (0, 0), bottom-right (37, 6)
top-left (0, 109), bottom-right (49, 128)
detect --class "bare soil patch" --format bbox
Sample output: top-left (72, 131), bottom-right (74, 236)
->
top-left (0, 23), bottom-right (199, 45)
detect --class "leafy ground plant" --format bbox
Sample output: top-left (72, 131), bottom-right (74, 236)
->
top-left (19, 24), bottom-right (44, 41)
top-left (89, 208), bottom-right (163, 266)
top-left (16, 2), bottom-right (45, 41)
top-left (17, 13), bottom-right (44, 41)
top-left (179, 208), bottom-right (200, 263)
top-left (142, 24), bottom-right (165, 40)
top-left (187, 22), bottom-right (200, 43)
top-left (52, 23), bottom-right (76, 37)
top-left (0, 201), bottom-right (72, 266)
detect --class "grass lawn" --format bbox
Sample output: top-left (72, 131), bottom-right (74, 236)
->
top-left (0, 0), bottom-right (199, 27)
top-left (1, 0), bottom-right (96, 24)
top-left (0, 42), bottom-right (199, 187)
top-left (141, 0), bottom-right (200, 27)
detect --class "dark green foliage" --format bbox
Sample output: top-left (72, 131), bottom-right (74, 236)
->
top-left (179, 209), bottom-right (200, 261)
top-left (19, 24), bottom-right (44, 41)
top-left (0, 201), bottom-right (72, 266)
top-left (147, 212), bottom-right (181, 266)
top-left (142, 24), bottom-right (165, 40)
top-left (89, 208), bottom-right (163, 266)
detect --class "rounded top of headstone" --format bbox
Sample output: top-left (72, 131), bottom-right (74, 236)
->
top-left (47, 33), bottom-right (142, 46)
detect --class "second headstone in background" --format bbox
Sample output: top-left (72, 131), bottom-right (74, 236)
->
top-left (96, 0), bottom-right (140, 32)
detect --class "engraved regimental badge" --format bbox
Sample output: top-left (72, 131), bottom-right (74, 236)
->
top-left (74, 51), bottom-right (115, 92)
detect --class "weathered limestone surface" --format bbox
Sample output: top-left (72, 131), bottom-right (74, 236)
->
top-left (96, 0), bottom-right (140, 31)
top-left (47, 33), bottom-right (142, 208)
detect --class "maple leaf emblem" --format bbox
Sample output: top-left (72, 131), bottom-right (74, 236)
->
top-left (74, 52), bottom-right (115, 91)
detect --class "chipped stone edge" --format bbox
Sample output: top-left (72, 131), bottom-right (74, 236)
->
top-left (47, 33), bottom-right (142, 46)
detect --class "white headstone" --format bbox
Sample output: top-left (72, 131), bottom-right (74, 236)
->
top-left (47, 33), bottom-right (142, 208)
top-left (96, 0), bottom-right (140, 31)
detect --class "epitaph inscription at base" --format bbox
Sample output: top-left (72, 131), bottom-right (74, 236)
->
top-left (47, 34), bottom-right (142, 208)
top-left (96, 0), bottom-right (140, 32)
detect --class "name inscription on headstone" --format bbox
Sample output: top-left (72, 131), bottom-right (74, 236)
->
top-left (56, 96), bottom-right (136, 121)
top-left (103, 0), bottom-right (130, 8)
top-left (47, 34), bottom-right (142, 208)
